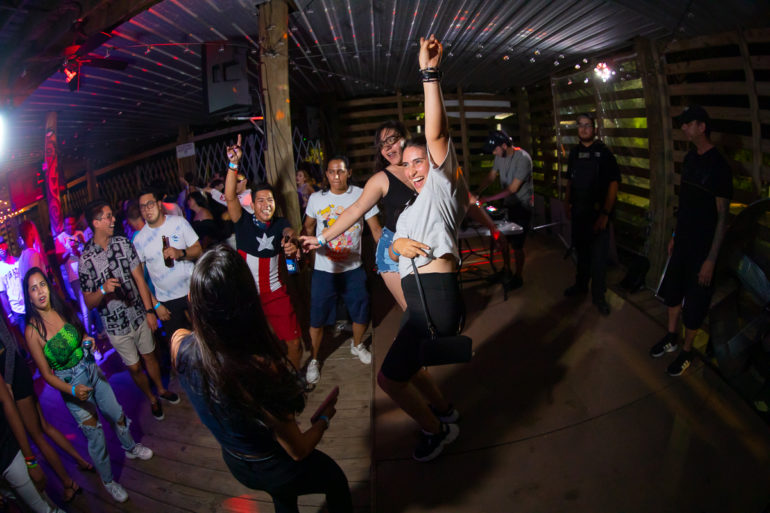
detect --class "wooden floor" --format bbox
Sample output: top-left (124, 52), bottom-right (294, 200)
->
top-left (30, 327), bottom-right (373, 513)
top-left (11, 232), bottom-right (770, 512)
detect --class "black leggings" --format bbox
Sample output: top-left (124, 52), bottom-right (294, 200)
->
top-left (380, 272), bottom-right (463, 382)
top-left (222, 448), bottom-right (352, 513)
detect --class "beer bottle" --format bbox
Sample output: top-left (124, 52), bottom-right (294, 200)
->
top-left (162, 236), bottom-right (174, 268)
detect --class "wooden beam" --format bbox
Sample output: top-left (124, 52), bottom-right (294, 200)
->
top-left (259, 0), bottom-right (300, 231)
top-left (636, 37), bottom-right (675, 289)
top-left (176, 124), bottom-right (196, 182)
top-left (738, 29), bottom-right (763, 196)
top-left (86, 160), bottom-right (97, 201)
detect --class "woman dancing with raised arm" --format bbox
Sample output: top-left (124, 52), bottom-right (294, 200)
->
top-left (23, 267), bottom-right (152, 504)
top-left (376, 35), bottom-right (470, 462)
top-left (171, 245), bottom-right (352, 513)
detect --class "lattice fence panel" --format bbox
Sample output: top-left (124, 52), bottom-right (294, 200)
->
top-left (195, 131), bottom-right (265, 186)
top-left (62, 182), bottom-right (89, 218)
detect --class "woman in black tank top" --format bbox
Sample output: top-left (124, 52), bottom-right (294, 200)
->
top-left (300, 120), bottom-right (416, 311)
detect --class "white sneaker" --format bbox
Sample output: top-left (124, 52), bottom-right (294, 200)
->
top-left (350, 340), bottom-right (372, 365)
top-left (306, 359), bottom-right (320, 384)
top-left (103, 480), bottom-right (128, 502)
top-left (125, 443), bottom-right (153, 460)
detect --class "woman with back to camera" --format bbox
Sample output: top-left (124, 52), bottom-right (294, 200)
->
top-left (23, 267), bottom-right (153, 504)
top-left (301, 120), bottom-right (415, 311)
top-left (377, 35), bottom-right (469, 462)
top-left (171, 244), bottom-right (352, 513)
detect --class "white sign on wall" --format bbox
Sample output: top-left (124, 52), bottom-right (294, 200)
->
top-left (176, 142), bottom-right (196, 159)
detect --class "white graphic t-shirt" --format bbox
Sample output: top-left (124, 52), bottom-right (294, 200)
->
top-left (305, 186), bottom-right (379, 274)
top-left (0, 260), bottom-right (24, 315)
top-left (133, 215), bottom-right (199, 301)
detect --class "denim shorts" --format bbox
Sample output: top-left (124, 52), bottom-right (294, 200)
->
top-left (375, 227), bottom-right (400, 274)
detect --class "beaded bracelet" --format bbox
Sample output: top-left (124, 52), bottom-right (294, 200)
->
top-left (25, 456), bottom-right (38, 468)
top-left (419, 67), bottom-right (442, 83)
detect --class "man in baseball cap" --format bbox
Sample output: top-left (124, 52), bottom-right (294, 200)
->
top-left (674, 104), bottom-right (710, 132)
top-left (473, 130), bottom-right (533, 291)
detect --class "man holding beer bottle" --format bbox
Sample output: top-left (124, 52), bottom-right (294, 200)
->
top-left (133, 188), bottom-right (202, 346)
top-left (79, 199), bottom-right (179, 421)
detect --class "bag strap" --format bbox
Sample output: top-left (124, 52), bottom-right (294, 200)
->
top-left (410, 258), bottom-right (437, 340)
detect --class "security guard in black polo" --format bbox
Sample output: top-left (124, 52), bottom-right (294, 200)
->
top-left (564, 112), bottom-right (620, 315)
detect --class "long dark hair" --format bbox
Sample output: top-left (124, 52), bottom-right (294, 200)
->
top-left (188, 245), bottom-right (305, 420)
top-left (373, 120), bottom-right (409, 171)
top-left (23, 267), bottom-right (85, 342)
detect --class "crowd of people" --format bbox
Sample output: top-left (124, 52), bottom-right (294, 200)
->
top-left (0, 34), bottom-right (731, 513)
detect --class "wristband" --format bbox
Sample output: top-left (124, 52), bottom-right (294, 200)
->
top-left (317, 234), bottom-right (327, 247)
top-left (419, 67), bottom-right (442, 83)
top-left (318, 415), bottom-right (330, 428)
top-left (228, 162), bottom-right (239, 170)
top-left (25, 456), bottom-right (36, 462)
top-left (391, 244), bottom-right (401, 257)
top-left (25, 457), bottom-right (38, 468)
top-left (153, 301), bottom-right (161, 310)
top-left (100, 285), bottom-right (106, 295)
top-left (71, 385), bottom-right (76, 397)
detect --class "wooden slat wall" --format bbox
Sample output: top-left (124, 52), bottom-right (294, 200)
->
top-left (663, 27), bottom-right (770, 204)
top-left (526, 80), bottom-right (558, 199)
top-left (551, 56), bottom-right (651, 254)
top-left (335, 91), bottom-right (518, 186)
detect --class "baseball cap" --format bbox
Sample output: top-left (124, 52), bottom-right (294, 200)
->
top-left (675, 105), bottom-right (710, 126)
top-left (482, 130), bottom-right (513, 153)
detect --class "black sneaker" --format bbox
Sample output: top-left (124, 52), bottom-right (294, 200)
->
top-left (159, 391), bottom-right (180, 404)
top-left (503, 273), bottom-right (523, 292)
top-left (151, 401), bottom-right (164, 421)
top-left (412, 423), bottom-right (459, 462)
top-left (429, 403), bottom-right (460, 423)
top-left (564, 284), bottom-right (588, 297)
top-left (594, 299), bottom-right (610, 316)
top-left (650, 333), bottom-right (679, 358)
top-left (666, 351), bottom-right (693, 376)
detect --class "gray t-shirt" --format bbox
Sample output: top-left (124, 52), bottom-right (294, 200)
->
top-left (395, 140), bottom-right (469, 278)
top-left (495, 148), bottom-right (533, 209)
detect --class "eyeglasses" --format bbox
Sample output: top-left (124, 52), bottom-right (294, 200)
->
top-left (378, 135), bottom-right (401, 148)
top-left (139, 200), bottom-right (157, 211)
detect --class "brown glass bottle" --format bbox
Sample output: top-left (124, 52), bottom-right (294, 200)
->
top-left (162, 236), bottom-right (174, 268)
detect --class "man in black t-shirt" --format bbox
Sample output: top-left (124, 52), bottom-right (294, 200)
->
top-left (650, 105), bottom-right (732, 376)
top-left (564, 113), bottom-right (621, 315)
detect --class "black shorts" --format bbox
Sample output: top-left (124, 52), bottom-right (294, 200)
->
top-left (380, 273), bottom-right (464, 382)
top-left (0, 349), bottom-right (35, 400)
top-left (506, 204), bottom-right (532, 250)
top-left (659, 240), bottom-right (714, 330)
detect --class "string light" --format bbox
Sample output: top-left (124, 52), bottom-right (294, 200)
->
top-left (594, 62), bottom-right (612, 82)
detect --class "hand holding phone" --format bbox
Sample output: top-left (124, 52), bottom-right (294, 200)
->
top-left (310, 385), bottom-right (339, 424)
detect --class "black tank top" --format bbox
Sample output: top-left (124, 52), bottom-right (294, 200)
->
top-left (382, 170), bottom-right (416, 232)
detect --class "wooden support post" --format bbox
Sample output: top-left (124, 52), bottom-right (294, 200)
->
top-left (44, 112), bottom-right (62, 238)
top-left (636, 37), bottom-right (675, 288)
top-left (457, 86), bottom-right (470, 177)
top-left (176, 124), bottom-right (197, 184)
top-left (259, 0), bottom-right (300, 231)
top-left (396, 90), bottom-right (404, 123)
top-left (738, 29), bottom-right (763, 197)
top-left (86, 160), bottom-right (97, 201)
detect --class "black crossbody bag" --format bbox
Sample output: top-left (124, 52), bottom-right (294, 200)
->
top-left (410, 259), bottom-right (474, 366)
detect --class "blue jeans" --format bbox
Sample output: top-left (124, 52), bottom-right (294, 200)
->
top-left (55, 357), bottom-right (136, 483)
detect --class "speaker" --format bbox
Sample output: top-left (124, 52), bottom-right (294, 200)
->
top-left (202, 42), bottom-right (252, 115)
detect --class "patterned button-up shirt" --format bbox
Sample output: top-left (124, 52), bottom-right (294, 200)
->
top-left (78, 236), bottom-right (145, 336)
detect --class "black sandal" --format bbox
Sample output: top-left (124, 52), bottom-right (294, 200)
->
top-left (63, 479), bottom-right (82, 503)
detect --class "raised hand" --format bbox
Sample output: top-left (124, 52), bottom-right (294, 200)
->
top-left (226, 134), bottom-right (243, 164)
top-left (419, 34), bottom-right (442, 70)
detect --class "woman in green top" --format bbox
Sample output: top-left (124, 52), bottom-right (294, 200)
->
top-left (23, 267), bottom-right (153, 503)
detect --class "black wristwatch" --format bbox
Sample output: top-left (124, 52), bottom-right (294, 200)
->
top-left (177, 248), bottom-right (187, 260)
top-left (146, 309), bottom-right (156, 315)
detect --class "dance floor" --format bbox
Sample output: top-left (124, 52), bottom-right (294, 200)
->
top-left (24, 233), bottom-right (770, 512)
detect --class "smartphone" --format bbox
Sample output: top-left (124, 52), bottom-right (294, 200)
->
top-left (310, 385), bottom-right (340, 423)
